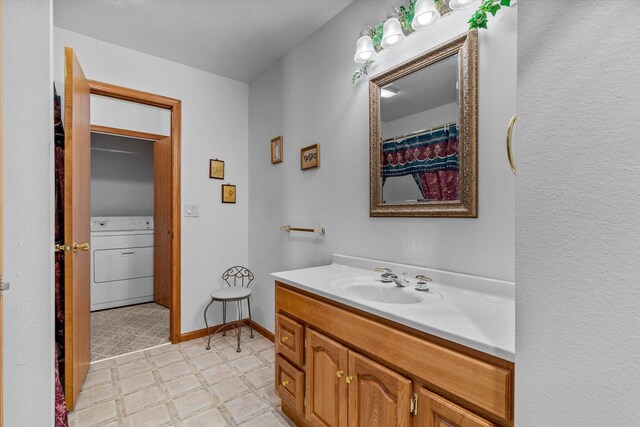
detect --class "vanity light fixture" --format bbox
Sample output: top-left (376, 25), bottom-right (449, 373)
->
top-left (447, 0), bottom-right (476, 10)
top-left (412, 0), bottom-right (441, 31)
top-left (381, 11), bottom-right (406, 49)
top-left (354, 27), bottom-right (377, 63)
top-left (380, 85), bottom-right (399, 98)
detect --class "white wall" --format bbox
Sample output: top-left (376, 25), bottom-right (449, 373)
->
top-left (54, 27), bottom-right (249, 334)
top-left (516, 1), bottom-right (640, 424)
top-left (381, 101), bottom-right (458, 139)
top-left (2, 0), bottom-right (55, 425)
top-left (248, 0), bottom-right (517, 332)
top-left (91, 95), bottom-right (171, 136)
top-left (91, 133), bottom-right (154, 217)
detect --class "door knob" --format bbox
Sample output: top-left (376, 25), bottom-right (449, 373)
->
top-left (281, 380), bottom-right (290, 387)
top-left (281, 336), bottom-right (289, 343)
top-left (345, 375), bottom-right (353, 384)
top-left (72, 242), bottom-right (90, 253)
top-left (336, 370), bottom-right (344, 378)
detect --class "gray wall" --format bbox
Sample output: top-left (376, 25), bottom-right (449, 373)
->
top-left (516, 1), bottom-right (640, 424)
top-left (248, 0), bottom-right (517, 332)
top-left (2, 0), bottom-right (55, 425)
top-left (91, 133), bottom-right (154, 217)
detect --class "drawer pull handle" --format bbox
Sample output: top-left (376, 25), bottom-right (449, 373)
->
top-left (281, 336), bottom-right (289, 343)
top-left (345, 375), bottom-right (353, 384)
top-left (281, 380), bottom-right (290, 387)
top-left (336, 370), bottom-right (344, 378)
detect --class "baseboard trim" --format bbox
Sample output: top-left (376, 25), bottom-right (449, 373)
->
top-left (179, 319), bottom-right (274, 343)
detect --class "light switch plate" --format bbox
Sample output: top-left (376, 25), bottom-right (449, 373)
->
top-left (184, 203), bottom-right (199, 217)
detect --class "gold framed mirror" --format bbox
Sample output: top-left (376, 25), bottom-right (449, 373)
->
top-left (370, 30), bottom-right (478, 218)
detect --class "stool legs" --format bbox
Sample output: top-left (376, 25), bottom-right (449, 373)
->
top-left (236, 300), bottom-right (242, 352)
top-left (204, 298), bottom-right (215, 350)
top-left (247, 298), bottom-right (255, 338)
top-left (222, 302), bottom-right (227, 336)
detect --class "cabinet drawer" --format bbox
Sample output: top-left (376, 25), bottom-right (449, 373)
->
top-left (276, 313), bottom-right (304, 367)
top-left (275, 355), bottom-right (305, 414)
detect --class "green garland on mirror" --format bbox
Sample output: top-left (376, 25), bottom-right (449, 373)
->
top-left (468, 0), bottom-right (511, 29)
top-left (352, 0), bottom-right (512, 85)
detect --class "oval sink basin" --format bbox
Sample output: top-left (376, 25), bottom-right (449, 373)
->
top-left (345, 285), bottom-right (422, 304)
top-left (328, 277), bottom-right (444, 305)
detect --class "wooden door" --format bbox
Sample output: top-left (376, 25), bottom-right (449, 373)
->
top-left (306, 329), bottom-right (348, 427)
top-left (63, 46), bottom-right (91, 410)
top-left (347, 351), bottom-right (412, 427)
top-left (153, 136), bottom-right (171, 308)
top-left (415, 389), bottom-right (496, 427)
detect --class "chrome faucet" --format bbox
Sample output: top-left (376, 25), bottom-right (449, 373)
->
top-left (375, 268), bottom-right (410, 287)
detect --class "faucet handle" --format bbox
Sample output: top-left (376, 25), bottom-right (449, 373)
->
top-left (375, 267), bottom-right (392, 273)
top-left (416, 275), bottom-right (433, 282)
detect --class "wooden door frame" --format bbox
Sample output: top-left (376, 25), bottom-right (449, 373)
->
top-left (87, 80), bottom-right (182, 343)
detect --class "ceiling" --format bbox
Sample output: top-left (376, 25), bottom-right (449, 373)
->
top-left (381, 54), bottom-right (459, 123)
top-left (53, 0), bottom-right (353, 83)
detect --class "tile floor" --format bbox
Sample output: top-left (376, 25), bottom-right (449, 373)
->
top-left (91, 303), bottom-right (170, 362)
top-left (70, 330), bottom-right (292, 426)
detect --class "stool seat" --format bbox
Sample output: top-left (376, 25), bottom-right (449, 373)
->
top-left (211, 287), bottom-right (252, 301)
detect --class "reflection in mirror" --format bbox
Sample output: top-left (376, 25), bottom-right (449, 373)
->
top-left (381, 54), bottom-right (459, 204)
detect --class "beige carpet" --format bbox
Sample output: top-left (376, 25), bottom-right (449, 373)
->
top-left (91, 303), bottom-right (170, 362)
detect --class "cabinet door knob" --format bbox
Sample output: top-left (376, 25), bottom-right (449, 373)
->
top-left (281, 380), bottom-right (290, 387)
top-left (281, 336), bottom-right (289, 343)
top-left (336, 370), bottom-right (344, 378)
top-left (345, 375), bottom-right (353, 384)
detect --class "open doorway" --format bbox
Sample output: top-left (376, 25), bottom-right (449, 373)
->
top-left (60, 51), bottom-right (182, 409)
top-left (88, 129), bottom-right (169, 361)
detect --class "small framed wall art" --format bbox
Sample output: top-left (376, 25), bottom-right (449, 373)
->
top-left (271, 136), bottom-right (283, 164)
top-left (300, 143), bottom-right (320, 170)
top-left (209, 159), bottom-right (225, 179)
top-left (221, 184), bottom-right (236, 204)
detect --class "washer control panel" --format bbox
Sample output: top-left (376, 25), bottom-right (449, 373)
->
top-left (91, 216), bottom-right (154, 231)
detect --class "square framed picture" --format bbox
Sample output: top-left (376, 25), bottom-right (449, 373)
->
top-left (271, 136), bottom-right (283, 164)
top-left (209, 159), bottom-right (225, 179)
top-left (221, 184), bottom-right (236, 204)
top-left (300, 143), bottom-right (320, 170)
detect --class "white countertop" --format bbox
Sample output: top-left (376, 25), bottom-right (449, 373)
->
top-left (272, 254), bottom-right (515, 362)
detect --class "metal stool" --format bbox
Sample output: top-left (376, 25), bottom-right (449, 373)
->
top-left (204, 266), bottom-right (255, 352)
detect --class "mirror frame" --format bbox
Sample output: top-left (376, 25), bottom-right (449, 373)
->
top-left (369, 30), bottom-right (478, 218)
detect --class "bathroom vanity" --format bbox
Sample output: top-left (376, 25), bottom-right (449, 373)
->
top-left (272, 255), bottom-right (515, 427)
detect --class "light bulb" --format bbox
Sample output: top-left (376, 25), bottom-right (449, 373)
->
top-left (354, 35), bottom-right (377, 63)
top-left (412, 0), bottom-right (440, 31)
top-left (448, 0), bottom-right (476, 10)
top-left (381, 17), bottom-right (405, 49)
top-left (380, 86), bottom-right (399, 98)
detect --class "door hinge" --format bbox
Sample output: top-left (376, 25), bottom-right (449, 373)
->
top-left (410, 393), bottom-right (418, 416)
top-left (0, 275), bottom-right (9, 292)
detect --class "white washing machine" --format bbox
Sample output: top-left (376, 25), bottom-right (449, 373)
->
top-left (90, 216), bottom-right (154, 311)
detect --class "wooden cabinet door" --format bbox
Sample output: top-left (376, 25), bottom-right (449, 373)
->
top-left (306, 329), bottom-right (348, 427)
top-left (415, 389), bottom-right (496, 427)
top-left (347, 351), bottom-right (412, 427)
